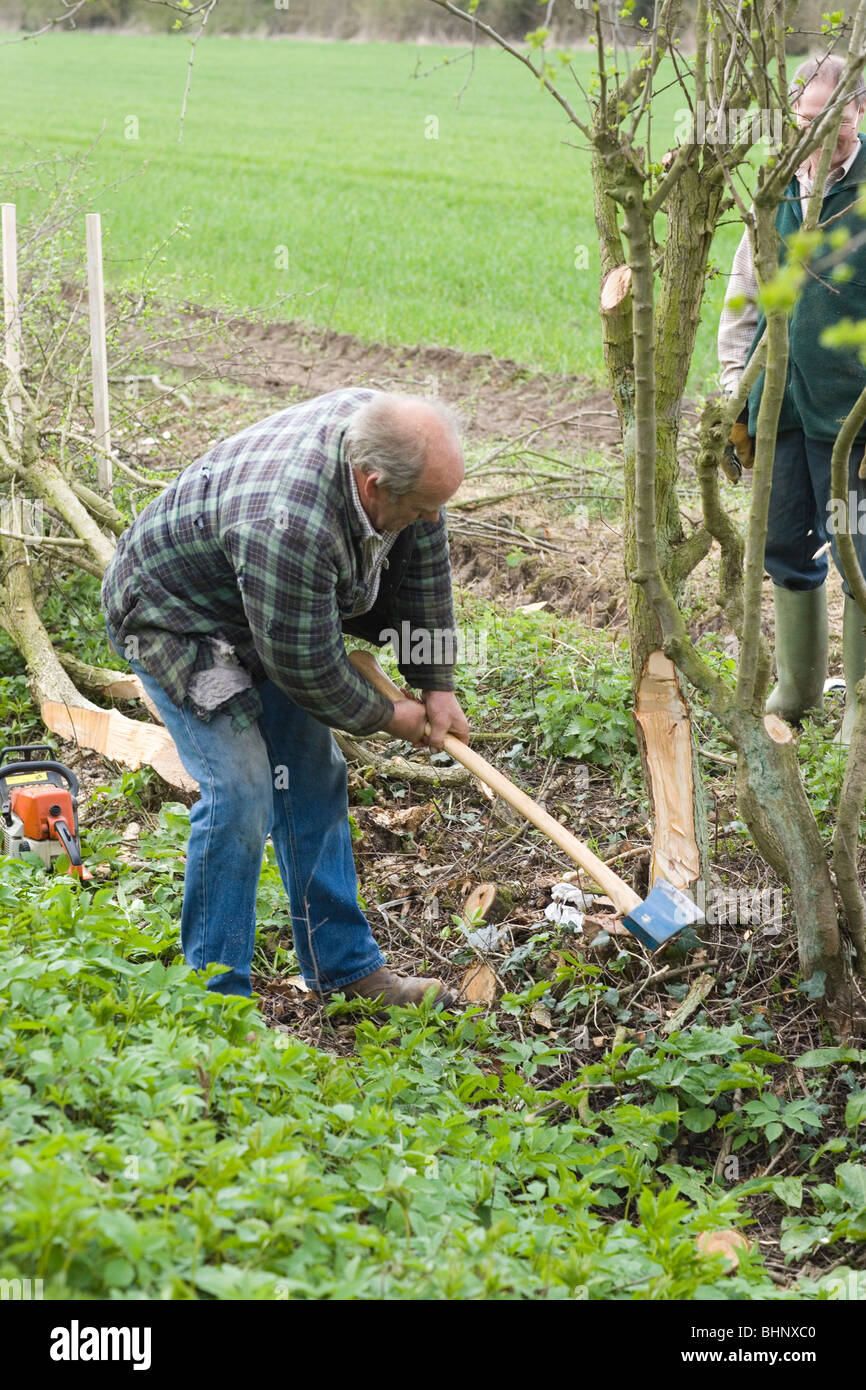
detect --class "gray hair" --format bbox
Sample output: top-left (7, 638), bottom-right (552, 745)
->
top-left (790, 53), bottom-right (866, 107)
top-left (343, 392), bottom-right (461, 498)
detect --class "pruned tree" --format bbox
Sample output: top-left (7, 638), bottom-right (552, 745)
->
top-left (422, 0), bottom-right (866, 1014)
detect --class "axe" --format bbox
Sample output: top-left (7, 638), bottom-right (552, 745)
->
top-left (348, 650), bottom-right (702, 950)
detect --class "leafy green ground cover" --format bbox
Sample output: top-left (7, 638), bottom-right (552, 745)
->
top-left (0, 33), bottom-right (740, 388)
top-left (1, 851), bottom-right (861, 1301)
top-left (1, 582), bottom-right (865, 1298)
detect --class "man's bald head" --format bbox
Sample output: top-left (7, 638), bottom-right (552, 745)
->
top-left (789, 54), bottom-right (866, 108)
top-left (344, 393), bottom-right (464, 500)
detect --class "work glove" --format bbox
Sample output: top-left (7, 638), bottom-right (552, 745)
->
top-left (721, 441), bottom-right (742, 484)
top-left (728, 413), bottom-right (754, 470)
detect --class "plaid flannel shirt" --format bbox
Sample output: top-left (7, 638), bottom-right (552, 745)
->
top-left (101, 387), bottom-right (457, 735)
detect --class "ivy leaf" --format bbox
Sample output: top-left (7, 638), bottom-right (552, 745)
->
top-left (771, 1176), bottom-right (803, 1208)
top-left (797, 972), bottom-right (827, 1000)
top-left (779, 1219), bottom-right (834, 1258)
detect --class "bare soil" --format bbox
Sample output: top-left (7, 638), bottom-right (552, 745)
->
top-left (152, 306), bottom-right (849, 668)
top-left (165, 308), bottom-right (625, 452)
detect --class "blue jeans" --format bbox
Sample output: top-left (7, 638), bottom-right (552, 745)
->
top-left (106, 624), bottom-right (385, 997)
top-left (765, 430), bottom-right (866, 592)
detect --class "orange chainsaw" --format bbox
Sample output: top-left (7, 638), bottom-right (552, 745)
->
top-left (0, 745), bottom-right (91, 880)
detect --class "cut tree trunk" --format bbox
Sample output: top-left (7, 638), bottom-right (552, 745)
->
top-left (600, 264), bottom-right (632, 312)
top-left (41, 700), bottom-right (195, 793)
top-left (0, 415), bottom-right (192, 787)
top-left (633, 650), bottom-right (702, 891)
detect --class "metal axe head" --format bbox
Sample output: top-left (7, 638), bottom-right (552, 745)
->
top-left (623, 878), bottom-right (704, 950)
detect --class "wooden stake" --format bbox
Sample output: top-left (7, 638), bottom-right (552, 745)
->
top-left (86, 213), bottom-right (113, 496)
top-left (1, 202), bottom-right (22, 443)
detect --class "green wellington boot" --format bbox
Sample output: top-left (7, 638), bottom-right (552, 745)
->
top-left (765, 586), bottom-right (829, 723)
top-left (841, 596), bottom-right (866, 744)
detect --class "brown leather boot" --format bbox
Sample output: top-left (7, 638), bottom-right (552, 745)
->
top-left (315, 966), bottom-right (457, 1009)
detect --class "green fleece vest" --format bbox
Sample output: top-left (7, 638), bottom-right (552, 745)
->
top-left (747, 136), bottom-right (866, 441)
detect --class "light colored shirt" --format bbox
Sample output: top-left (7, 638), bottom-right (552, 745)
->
top-left (717, 141), bottom-right (862, 396)
top-left (344, 453), bottom-right (399, 617)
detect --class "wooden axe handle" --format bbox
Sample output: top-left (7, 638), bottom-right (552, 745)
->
top-left (348, 649), bottom-right (642, 917)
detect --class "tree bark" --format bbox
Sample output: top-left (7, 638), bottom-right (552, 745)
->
top-left (732, 709), bottom-right (847, 1004)
top-left (595, 147), bottom-right (710, 901)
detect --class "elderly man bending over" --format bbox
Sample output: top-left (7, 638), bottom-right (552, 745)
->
top-left (101, 389), bottom-right (469, 1005)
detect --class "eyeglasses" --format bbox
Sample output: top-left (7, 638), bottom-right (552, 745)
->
top-left (795, 110), bottom-right (863, 128)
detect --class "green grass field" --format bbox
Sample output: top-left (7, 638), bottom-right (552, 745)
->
top-left (0, 33), bottom-right (739, 389)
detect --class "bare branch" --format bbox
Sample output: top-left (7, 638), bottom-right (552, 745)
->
top-left (178, 0), bottom-right (220, 144)
top-left (424, 0), bottom-right (591, 138)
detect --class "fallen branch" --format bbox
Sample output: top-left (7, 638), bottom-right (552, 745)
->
top-left (334, 731), bottom-right (471, 786)
top-left (0, 527), bottom-right (192, 792)
top-left (56, 650), bottom-right (148, 702)
top-left (42, 700), bottom-right (195, 792)
top-left (660, 972), bottom-right (715, 1034)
